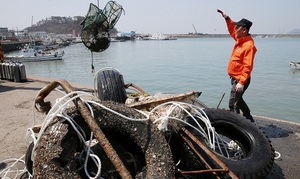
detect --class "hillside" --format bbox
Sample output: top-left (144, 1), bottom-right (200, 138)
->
top-left (25, 16), bottom-right (117, 36)
top-left (288, 29), bottom-right (300, 34)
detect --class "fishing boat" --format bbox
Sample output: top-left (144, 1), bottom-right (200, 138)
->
top-left (4, 52), bottom-right (63, 62)
top-left (4, 44), bottom-right (64, 62)
top-left (289, 61), bottom-right (300, 69)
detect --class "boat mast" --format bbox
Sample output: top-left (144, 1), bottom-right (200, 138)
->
top-left (30, 16), bottom-right (35, 45)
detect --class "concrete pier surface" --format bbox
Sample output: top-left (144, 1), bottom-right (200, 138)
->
top-left (0, 76), bottom-right (299, 178)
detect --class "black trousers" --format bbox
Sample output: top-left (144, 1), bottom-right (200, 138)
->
top-left (229, 77), bottom-right (251, 117)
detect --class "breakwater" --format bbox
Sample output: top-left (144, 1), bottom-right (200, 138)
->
top-left (166, 33), bottom-right (300, 38)
top-left (1, 41), bottom-right (26, 53)
top-left (2, 33), bottom-right (300, 53)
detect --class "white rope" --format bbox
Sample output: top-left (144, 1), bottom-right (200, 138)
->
top-left (27, 89), bottom-right (149, 178)
top-left (149, 101), bottom-right (216, 149)
top-left (0, 155), bottom-right (27, 179)
top-left (25, 86), bottom-right (69, 144)
top-left (83, 133), bottom-right (102, 179)
top-left (33, 92), bottom-right (92, 150)
top-left (87, 100), bottom-right (149, 121)
top-left (214, 132), bottom-right (231, 158)
top-left (55, 114), bottom-right (102, 178)
top-left (26, 92), bottom-right (101, 178)
top-left (274, 151), bottom-right (281, 160)
top-left (2, 86), bottom-right (237, 178)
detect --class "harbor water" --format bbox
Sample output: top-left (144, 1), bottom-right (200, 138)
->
top-left (7, 37), bottom-right (300, 123)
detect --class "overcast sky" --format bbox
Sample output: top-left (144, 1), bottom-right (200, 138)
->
top-left (1, 0), bottom-right (299, 34)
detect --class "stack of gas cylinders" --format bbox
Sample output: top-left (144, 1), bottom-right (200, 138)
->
top-left (0, 61), bottom-right (27, 82)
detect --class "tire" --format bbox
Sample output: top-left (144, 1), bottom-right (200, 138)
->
top-left (95, 68), bottom-right (127, 103)
top-left (25, 142), bottom-right (34, 175)
top-left (32, 101), bottom-right (175, 178)
top-left (200, 108), bottom-right (275, 179)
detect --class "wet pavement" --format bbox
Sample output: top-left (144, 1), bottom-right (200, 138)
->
top-left (255, 116), bottom-right (300, 179)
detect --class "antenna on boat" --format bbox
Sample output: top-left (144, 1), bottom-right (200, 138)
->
top-left (31, 16), bottom-right (34, 29)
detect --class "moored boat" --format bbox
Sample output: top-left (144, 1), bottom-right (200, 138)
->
top-left (4, 44), bottom-right (64, 62)
top-left (289, 61), bottom-right (300, 69)
top-left (4, 53), bottom-right (63, 62)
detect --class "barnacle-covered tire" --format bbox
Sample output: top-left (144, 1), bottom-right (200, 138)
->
top-left (200, 108), bottom-right (275, 179)
top-left (95, 68), bottom-right (127, 103)
top-left (32, 101), bottom-right (174, 178)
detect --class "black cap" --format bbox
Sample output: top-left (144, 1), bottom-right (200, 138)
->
top-left (234, 18), bottom-right (252, 30)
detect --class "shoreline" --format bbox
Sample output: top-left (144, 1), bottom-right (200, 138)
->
top-left (173, 33), bottom-right (300, 38)
top-left (2, 33), bottom-right (300, 53)
top-left (27, 76), bottom-right (300, 125)
top-left (24, 76), bottom-right (300, 125)
top-left (1, 76), bottom-right (300, 178)
top-left (253, 114), bottom-right (300, 126)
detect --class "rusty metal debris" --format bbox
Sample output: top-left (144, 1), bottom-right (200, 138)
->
top-left (127, 89), bottom-right (238, 178)
top-left (180, 127), bottom-right (238, 179)
top-left (30, 79), bottom-right (262, 178)
top-left (34, 80), bottom-right (133, 179)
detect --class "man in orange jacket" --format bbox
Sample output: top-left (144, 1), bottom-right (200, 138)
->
top-left (218, 9), bottom-right (257, 122)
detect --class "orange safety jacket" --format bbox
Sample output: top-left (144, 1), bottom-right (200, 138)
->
top-left (226, 18), bottom-right (257, 85)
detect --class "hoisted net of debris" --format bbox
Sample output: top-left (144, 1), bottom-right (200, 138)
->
top-left (81, 1), bottom-right (124, 52)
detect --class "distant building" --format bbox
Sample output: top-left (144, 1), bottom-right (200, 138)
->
top-left (15, 30), bottom-right (26, 39)
top-left (0, 27), bottom-right (18, 41)
top-left (28, 31), bottom-right (47, 40)
top-left (115, 31), bottom-right (136, 40)
top-left (0, 27), bottom-right (8, 33)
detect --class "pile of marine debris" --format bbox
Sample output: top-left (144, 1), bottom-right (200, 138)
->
top-left (16, 78), bottom-right (274, 179)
